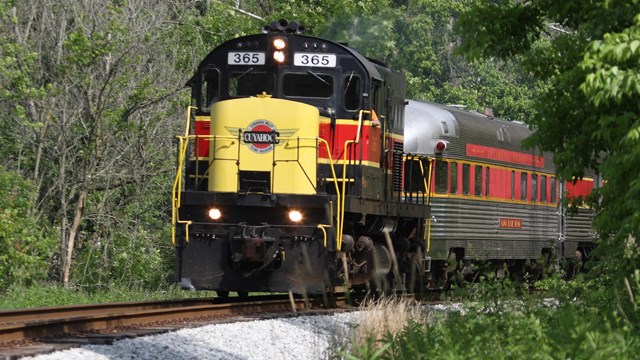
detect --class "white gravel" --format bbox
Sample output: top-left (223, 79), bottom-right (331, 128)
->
top-left (24, 312), bottom-right (363, 360)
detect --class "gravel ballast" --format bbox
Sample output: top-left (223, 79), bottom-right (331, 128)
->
top-left (24, 312), bottom-right (362, 360)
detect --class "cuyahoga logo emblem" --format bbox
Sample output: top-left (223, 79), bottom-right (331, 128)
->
top-left (226, 120), bottom-right (299, 154)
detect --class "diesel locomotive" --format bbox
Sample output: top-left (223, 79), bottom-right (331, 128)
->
top-left (171, 20), bottom-right (595, 296)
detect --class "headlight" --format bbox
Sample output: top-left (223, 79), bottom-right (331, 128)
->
top-left (288, 210), bottom-right (303, 222)
top-left (273, 51), bottom-right (285, 63)
top-left (208, 208), bottom-right (222, 220)
top-left (273, 37), bottom-right (286, 50)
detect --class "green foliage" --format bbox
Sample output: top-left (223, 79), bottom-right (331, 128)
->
top-left (456, 1), bottom-right (544, 60)
top-left (456, 0), bottom-right (640, 330)
top-left (0, 167), bottom-right (56, 292)
top-left (318, 0), bottom-right (540, 122)
top-left (69, 174), bottom-right (174, 291)
top-left (349, 300), bottom-right (640, 359)
top-left (0, 282), bottom-right (219, 309)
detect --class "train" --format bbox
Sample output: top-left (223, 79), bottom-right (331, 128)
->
top-left (171, 20), bottom-right (596, 296)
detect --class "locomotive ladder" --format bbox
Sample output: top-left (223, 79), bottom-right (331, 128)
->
top-left (171, 106), bottom-right (197, 245)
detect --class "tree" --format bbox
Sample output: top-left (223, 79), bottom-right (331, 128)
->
top-left (1, 0), bottom-right (194, 288)
top-left (318, 0), bottom-right (541, 121)
top-left (456, 0), bottom-right (640, 321)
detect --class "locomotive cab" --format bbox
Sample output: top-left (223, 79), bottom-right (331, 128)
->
top-left (191, 23), bottom-right (370, 120)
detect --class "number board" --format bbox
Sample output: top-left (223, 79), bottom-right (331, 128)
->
top-left (228, 52), bottom-right (266, 65)
top-left (293, 53), bottom-right (337, 67)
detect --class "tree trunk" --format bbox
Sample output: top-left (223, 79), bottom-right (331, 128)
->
top-left (62, 189), bottom-right (87, 288)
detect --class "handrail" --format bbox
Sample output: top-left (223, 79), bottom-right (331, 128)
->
top-left (314, 138), bottom-right (341, 249)
top-left (419, 158), bottom-right (434, 252)
top-left (171, 106), bottom-right (197, 245)
top-left (337, 109), bottom-right (369, 250)
top-left (171, 125), bottom-right (343, 249)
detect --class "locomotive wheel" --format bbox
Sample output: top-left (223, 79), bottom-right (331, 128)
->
top-left (216, 290), bottom-right (230, 298)
top-left (236, 291), bottom-right (249, 298)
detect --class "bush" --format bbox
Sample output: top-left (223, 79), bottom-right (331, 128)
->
top-left (0, 167), bottom-right (56, 292)
top-left (348, 298), bottom-right (640, 359)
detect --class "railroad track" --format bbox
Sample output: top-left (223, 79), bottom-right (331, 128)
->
top-left (0, 294), bottom-right (348, 359)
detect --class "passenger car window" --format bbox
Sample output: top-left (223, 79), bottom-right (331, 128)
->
top-left (435, 160), bottom-right (448, 194)
top-left (450, 162), bottom-right (458, 194)
top-left (511, 171), bottom-right (515, 200)
top-left (474, 165), bottom-right (482, 196)
top-left (485, 167), bottom-right (490, 196)
top-left (462, 164), bottom-right (470, 195)
top-left (521, 172), bottom-right (528, 201)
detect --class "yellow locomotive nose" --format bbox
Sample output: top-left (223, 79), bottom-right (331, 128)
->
top-left (209, 97), bottom-right (320, 195)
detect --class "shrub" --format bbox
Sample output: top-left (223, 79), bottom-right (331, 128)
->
top-left (0, 167), bottom-right (56, 292)
top-left (348, 295), bottom-right (640, 359)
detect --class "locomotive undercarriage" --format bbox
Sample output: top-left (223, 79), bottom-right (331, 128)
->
top-left (176, 193), bottom-right (430, 295)
top-left (178, 222), bottom-right (335, 294)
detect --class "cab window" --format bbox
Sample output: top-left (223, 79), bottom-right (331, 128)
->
top-left (283, 73), bottom-right (333, 98)
top-left (343, 73), bottom-right (361, 110)
top-left (201, 67), bottom-right (220, 112)
top-left (229, 72), bottom-right (275, 96)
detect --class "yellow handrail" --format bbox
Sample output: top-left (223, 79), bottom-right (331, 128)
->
top-left (419, 158), bottom-right (434, 252)
top-left (338, 110), bottom-right (368, 250)
top-left (315, 138), bottom-right (341, 249)
top-left (171, 125), bottom-right (344, 248)
top-left (171, 106), bottom-right (197, 245)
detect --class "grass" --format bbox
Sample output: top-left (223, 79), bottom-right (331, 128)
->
top-left (0, 283), bottom-right (222, 309)
top-left (344, 277), bottom-right (640, 360)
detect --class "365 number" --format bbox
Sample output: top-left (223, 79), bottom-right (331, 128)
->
top-left (233, 53), bottom-right (260, 64)
top-left (298, 54), bottom-right (330, 66)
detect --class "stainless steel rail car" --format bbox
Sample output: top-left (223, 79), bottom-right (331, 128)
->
top-left (404, 100), bottom-right (596, 280)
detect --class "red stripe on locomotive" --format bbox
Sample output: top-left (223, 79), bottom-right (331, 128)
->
top-left (194, 121), bottom-right (210, 157)
top-left (318, 122), bottom-right (382, 164)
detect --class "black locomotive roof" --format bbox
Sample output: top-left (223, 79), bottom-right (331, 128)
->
top-left (188, 32), bottom-right (384, 86)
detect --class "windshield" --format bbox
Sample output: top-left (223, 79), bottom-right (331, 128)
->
top-left (229, 71), bottom-right (276, 96)
top-left (282, 72), bottom-right (333, 98)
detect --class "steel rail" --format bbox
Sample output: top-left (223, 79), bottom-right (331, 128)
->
top-left (0, 294), bottom-right (343, 343)
top-left (0, 298), bottom-right (220, 325)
